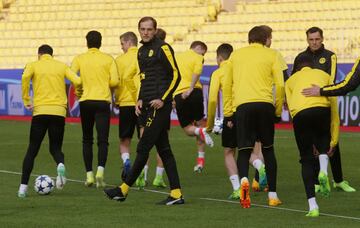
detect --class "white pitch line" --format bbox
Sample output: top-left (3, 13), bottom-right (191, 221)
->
top-left (1, 169), bottom-right (360, 221)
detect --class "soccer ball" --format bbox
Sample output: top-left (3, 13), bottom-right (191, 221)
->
top-left (212, 118), bottom-right (223, 135)
top-left (34, 175), bottom-right (55, 195)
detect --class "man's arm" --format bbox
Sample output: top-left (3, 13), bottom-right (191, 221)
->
top-left (158, 44), bottom-right (181, 102)
top-left (109, 60), bottom-right (119, 88)
top-left (302, 58), bottom-right (360, 97)
top-left (329, 96), bottom-right (340, 149)
top-left (65, 67), bottom-right (81, 86)
top-left (21, 63), bottom-right (34, 109)
top-left (330, 53), bottom-right (337, 83)
top-left (222, 58), bottom-right (234, 118)
top-left (206, 72), bottom-right (220, 132)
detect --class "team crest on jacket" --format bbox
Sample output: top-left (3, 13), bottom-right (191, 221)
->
top-left (319, 57), bottom-right (326, 64)
top-left (148, 50), bottom-right (154, 57)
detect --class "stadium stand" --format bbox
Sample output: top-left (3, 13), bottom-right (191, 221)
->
top-left (0, 0), bottom-right (359, 68)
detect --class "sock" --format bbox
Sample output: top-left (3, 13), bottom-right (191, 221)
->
top-left (319, 154), bottom-right (329, 175)
top-left (308, 197), bottom-right (319, 211)
top-left (170, 188), bottom-right (182, 199)
top-left (97, 166), bottom-right (104, 176)
top-left (240, 177), bottom-right (249, 185)
top-left (121, 152), bottom-right (130, 163)
top-left (57, 163), bottom-right (65, 168)
top-left (120, 183), bottom-right (129, 196)
top-left (194, 127), bottom-right (200, 136)
top-left (198, 151), bottom-right (205, 158)
top-left (252, 159), bottom-right (263, 171)
top-left (19, 184), bottom-right (28, 193)
top-left (268, 191), bottom-right (278, 199)
top-left (86, 171), bottom-right (94, 179)
top-left (229, 175), bottom-right (240, 190)
top-left (156, 167), bottom-right (164, 176)
top-left (144, 165), bottom-right (149, 181)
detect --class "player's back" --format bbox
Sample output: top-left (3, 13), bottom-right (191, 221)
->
top-left (229, 43), bottom-right (282, 107)
top-left (286, 67), bottom-right (331, 117)
top-left (174, 49), bottom-right (203, 95)
top-left (72, 48), bottom-right (115, 102)
top-left (29, 55), bottom-right (69, 106)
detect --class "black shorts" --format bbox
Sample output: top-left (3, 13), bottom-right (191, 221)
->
top-left (293, 107), bottom-right (331, 156)
top-left (222, 117), bottom-right (237, 148)
top-left (119, 106), bottom-right (139, 139)
top-left (174, 88), bottom-right (204, 128)
top-left (235, 102), bottom-right (275, 150)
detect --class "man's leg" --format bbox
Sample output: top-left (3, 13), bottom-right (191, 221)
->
top-left (19, 116), bottom-right (48, 197)
top-left (48, 115), bottom-right (66, 189)
top-left (80, 101), bottom-right (95, 186)
top-left (94, 101), bottom-right (110, 188)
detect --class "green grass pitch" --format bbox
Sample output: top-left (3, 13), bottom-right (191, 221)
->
top-left (0, 120), bottom-right (360, 227)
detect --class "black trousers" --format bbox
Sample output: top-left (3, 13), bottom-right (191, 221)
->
top-left (125, 102), bottom-right (181, 190)
top-left (293, 107), bottom-right (331, 199)
top-left (21, 115), bottom-right (65, 184)
top-left (80, 100), bottom-right (110, 172)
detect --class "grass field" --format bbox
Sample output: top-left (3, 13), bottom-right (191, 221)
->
top-left (0, 120), bottom-right (360, 227)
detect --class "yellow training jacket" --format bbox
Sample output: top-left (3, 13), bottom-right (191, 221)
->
top-left (71, 48), bottom-right (119, 102)
top-left (174, 49), bottom-right (204, 96)
top-left (22, 54), bottom-right (81, 117)
top-left (285, 67), bottom-right (339, 147)
top-left (114, 47), bottom-right (140, 107)
top-left (223, 43), bottom-right (285, 117)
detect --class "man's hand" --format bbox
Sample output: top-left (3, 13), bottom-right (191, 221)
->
top-left (302, 84), bottom-right (321, 97)
top-left (327, 147), bottom-right (335, 157)
top-left (181, 88), bottom-right (193, 99)
top-left (135, 100), bottom-right (143, 116)
top-left (25, 104), bottom-right (33, 111)
top-left (313, 145), bottom-right (320, 158)
top-left (149, 99), bottom-right (164, 110)
top-left (224, 116), bottom-right (234, 129)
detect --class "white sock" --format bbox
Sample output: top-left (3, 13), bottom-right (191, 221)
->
top-left (97, 166), bottom-right (104, 175)
top-left (198, 151), bottom-right (205, 158)
top-left (194, 127), bottom-right (200, 136)
top-left (156, 166), bottom-right (164, 176)
top-left (121, 152), bottom-right (130, 163)
top-left (308, 197), bottom-right (319, 211)
top-left (240, 177), bottom-right (249, 184)
top-left (229, 175), bottom-right (240, 190)
top-left (319, 154), bottom-right (329, 175)
top-left (19, 184), bottom-right (28, 193)
top-left (268, 191), bottom-right (278, 199)
top-left (252, 159), bottom-right (263, 171)
top-left (144, 165), bottom-right (149, 181)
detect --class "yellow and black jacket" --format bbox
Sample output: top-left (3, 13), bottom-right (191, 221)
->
top-left (137, 37), bottom-right (180, 104)
top-left (292, 44), bottom-right (337, 82)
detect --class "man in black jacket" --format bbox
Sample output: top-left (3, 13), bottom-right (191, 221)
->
top-left (293, 27), bottom-right (355, 192)
top-left (104, 17), bottom-right (185, 204)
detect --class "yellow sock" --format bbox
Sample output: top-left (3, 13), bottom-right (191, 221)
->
top-left (170, 188), bottom-right (182, 199)
top-left (120, 183), bottom-right (130, 196)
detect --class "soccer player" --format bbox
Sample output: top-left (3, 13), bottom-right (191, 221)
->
top-left (114, 31), bottom-right (140, 181)
top-left (293, 27), bottom-right (355, 192)
top-left (104, 16), bottom-right (184, 205)
top-left (286, 55), bottom-right (339, 217)
top-left (18, 44), bottom-right (81, 197)
top-left (135, 27), bottom-right (169, 188)
top-left (223, 26), bottom-right (284, 208)
top-left (71, 31), bottom-right (119, 188)
top-left (174, 40), bottom-right (214, 173)
top-left (206, 43), bottom-right (267, 199)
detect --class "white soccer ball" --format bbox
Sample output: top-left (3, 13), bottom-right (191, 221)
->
top-left (34, 175), bottom-right (55, 195)
top-left (212, 118), bottom-right (223, 135)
